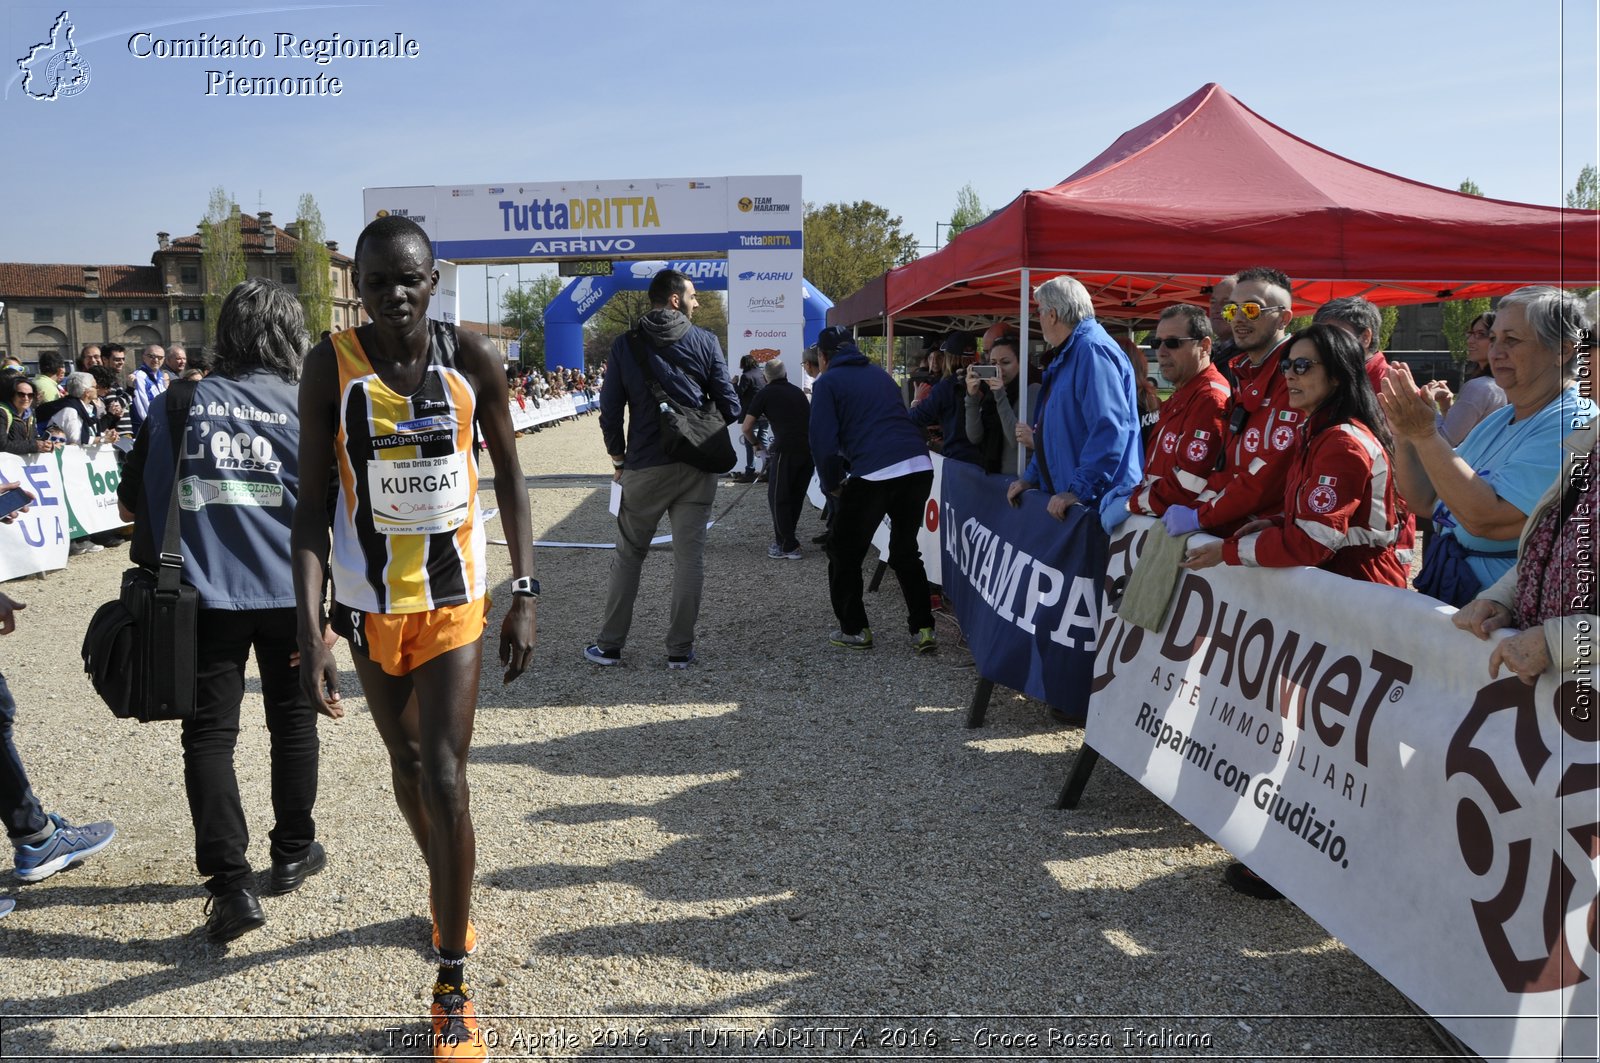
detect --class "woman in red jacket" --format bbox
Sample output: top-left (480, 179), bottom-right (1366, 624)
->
top-left (1181, 323), bottom-right (1406, 587)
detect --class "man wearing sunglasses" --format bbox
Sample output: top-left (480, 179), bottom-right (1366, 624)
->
top-left (1163, 267), bottom-right (1299, 538)
top-left (1127, 305), bottom-right (1230, 517)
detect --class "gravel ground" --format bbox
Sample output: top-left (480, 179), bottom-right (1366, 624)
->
top-left (0, 413), bottom-right (1446, 1061)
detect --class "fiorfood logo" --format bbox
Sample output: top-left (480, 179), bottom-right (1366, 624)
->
top-left (1445, 675), bottom-right (1599, 994)
top-left (18, 10), bottom-right (91, 101)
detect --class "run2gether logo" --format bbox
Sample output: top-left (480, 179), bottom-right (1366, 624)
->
top-left (17, 10), bottom-right (91, 101)
top-left (1445, 675), bottom-right (1599, 994)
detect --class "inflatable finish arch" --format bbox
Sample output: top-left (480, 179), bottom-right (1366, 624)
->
top-left (541, 259), bottom-right (833, 371)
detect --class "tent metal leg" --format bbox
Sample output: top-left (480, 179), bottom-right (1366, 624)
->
top-left (965, 677), bottom-right (994, 729)
top-left (1057, 744), bottom-right (1100, 809)
top-left (868, 559), bottom-right (888, 593)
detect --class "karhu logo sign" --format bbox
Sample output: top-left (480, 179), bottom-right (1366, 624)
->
top-left (18, 10), bottom-right (91, 101)
top-left (1445, 675), bottom-right (1599, 994)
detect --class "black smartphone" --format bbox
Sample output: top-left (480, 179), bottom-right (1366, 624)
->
top-left (0, 485), bottom-right (34, 521)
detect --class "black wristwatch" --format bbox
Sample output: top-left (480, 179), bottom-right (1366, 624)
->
top-left (511, 576), bottom-right (541, 600)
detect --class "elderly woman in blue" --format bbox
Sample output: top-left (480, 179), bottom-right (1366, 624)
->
top-left (1379, 285), bottom-right (1595, 607)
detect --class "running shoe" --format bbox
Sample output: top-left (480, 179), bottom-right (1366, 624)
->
top-left (14, 813), bottom-right (115, 883)
top-left (829, 628), bottom-right (873, 649)
top-left (430, 986), bottom-right (487, 1061)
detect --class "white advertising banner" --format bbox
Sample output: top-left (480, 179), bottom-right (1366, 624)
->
top-left (427, 259), bottom-right (459, 325)
top-left (1087, 517), bottom-right (1598, 1062)
top-left (56, 444), bottom-right (127, 536)
top-left (506, 394), bottom-right (596, 433)
top-left (0, 453), bottom-right (71, 580)
top-left (363, 176), bottom-right (802, 263)
top-left (727, 246), bottom-right (804, 372)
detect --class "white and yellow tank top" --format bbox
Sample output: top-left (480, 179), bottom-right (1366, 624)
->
top-left (330, 321), bottom-right (484, 614)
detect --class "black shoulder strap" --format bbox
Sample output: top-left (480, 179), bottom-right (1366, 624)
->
top-left (626, 330), bottom-right (672, 404)
top-left (157, 380), bottom-right (199, 593)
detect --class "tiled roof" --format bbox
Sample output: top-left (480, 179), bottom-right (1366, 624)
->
top-left (164, 210), bottom-right (352, 263)
top-left (0, 263), bottom-right (164, 299)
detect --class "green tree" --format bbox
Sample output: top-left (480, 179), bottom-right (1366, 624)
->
top-left (947, 183), bottom-right (987, 241)
top-left (200, 187), bottom-right (245, 345)
top-left (292, 193), bottom-right (332, 338)
top-left (1566, 164), bottom-right (1598, 210)
top-left (500, 273), bottom-right (565, 373)
top-left (802, 200), bottom-right (919, 304)
top-left (1441, 178), bottom-right (1492, 359)
top-left (1378, 305), bottom-right (1398, 350)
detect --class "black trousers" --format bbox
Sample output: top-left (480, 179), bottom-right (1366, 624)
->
top-left (827, 470), bottom-right (935, 636)
top-left (182, 607), bottom-right (319, 896)
top-left (766, 447), bottom-right (814, 552)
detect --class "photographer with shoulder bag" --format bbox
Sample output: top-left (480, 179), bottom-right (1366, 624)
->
top-left (111, 279), bottom-right (335, 943)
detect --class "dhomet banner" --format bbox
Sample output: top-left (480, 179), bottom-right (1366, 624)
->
top-left (1087, 517), bottom-right (1598, 1062)
top-left (940, 459), bottom-right (1108, 721)
top-left (363, 176), bottom-right (803, 262)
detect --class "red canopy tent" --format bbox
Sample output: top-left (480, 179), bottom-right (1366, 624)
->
top-left (830, 83), bottom-right (1599, 335)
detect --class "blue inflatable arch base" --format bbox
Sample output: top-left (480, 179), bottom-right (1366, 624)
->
top-left (540, 259), bottom-right (832, 371)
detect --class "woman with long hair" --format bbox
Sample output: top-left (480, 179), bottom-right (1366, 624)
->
top-left (117, 278), bottom-right (329, 943)
top-left (1183, 323), bottom-right (1406, 586)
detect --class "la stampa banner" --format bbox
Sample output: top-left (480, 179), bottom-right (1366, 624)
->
top-left (939, 459), bottom-right (1108, 721)
top-left (1088, 517), bottom-right (1598, 1062)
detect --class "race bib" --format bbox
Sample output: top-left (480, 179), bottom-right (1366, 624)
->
top-left (366, 452), bottom-right (471, 535)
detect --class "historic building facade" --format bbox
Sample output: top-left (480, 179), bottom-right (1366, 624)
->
top-left (0, 209), bottom-right (362, 370)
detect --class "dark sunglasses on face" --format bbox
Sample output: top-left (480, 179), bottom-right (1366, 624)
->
top-left (1148, 336), bottom-right (1197, 350)
top-left (1222, 300), bottom-right (1287, 321)
top-left (13, 390), bottom-right (34, 398)
top-left (1278, 356), bottom-right (1322, 376)
top-left (1465, 329), bottom-right (1490, 340)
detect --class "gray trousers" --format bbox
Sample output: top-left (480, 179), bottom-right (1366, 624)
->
top-left (595, 462), bottom-right (718, 656)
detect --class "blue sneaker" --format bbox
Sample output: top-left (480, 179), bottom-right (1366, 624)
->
top-left (14, 813), bottom-right (116, 883)
top-left (583, 644), bottom-right (622, 666)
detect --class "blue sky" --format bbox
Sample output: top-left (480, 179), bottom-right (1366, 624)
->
top-left (2, 0), bottom-right (1595, 317)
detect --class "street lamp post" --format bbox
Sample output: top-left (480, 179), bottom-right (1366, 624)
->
top-left (488, 270), bottom-right (508, 354)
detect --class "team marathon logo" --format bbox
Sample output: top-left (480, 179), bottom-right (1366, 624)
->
top-left (1446, 676), bottom-right (1599, 993)
top-left (17, 10), bottom-right (91, 101)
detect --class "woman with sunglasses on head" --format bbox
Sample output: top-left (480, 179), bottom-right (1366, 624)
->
top-left (1427, 312), bottom-right (1507, 446)
top-left (1182, 324), bottom-right (1406, 587)
top-left (1380, 287), bottom-right (1596, 608)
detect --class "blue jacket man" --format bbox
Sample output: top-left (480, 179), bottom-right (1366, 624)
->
top-left (808, 327), bottom-right (938, 654)
top-left (1008, 277), bottom-right (1142, 532)
top-left (588, 268), bottom-right (740, 669)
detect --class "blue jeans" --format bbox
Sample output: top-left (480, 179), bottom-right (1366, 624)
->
top-left (0, 670), bottom-right (49, 844)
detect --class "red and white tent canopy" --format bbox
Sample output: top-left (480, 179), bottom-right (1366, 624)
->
top-left (830, 83), bottom-right (1599, 334)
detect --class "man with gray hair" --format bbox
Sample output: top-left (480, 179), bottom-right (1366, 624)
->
top-left (1314, 295), bottom-right (1391, 392)
top-left (1005, 275), bottom-right (1142, 532)
top-left (742, 358), bottom-right (812, 560)
top-left (130, 344), bottom-right (168, 436)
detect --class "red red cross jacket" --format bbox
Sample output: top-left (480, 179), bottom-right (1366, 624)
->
top-left (1220, 416), bottom-right (1407, 586)
top-left (1128, 364), bottom-right (1230, 516)
top-left (1195, 342), bottom-right (1301, 534)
